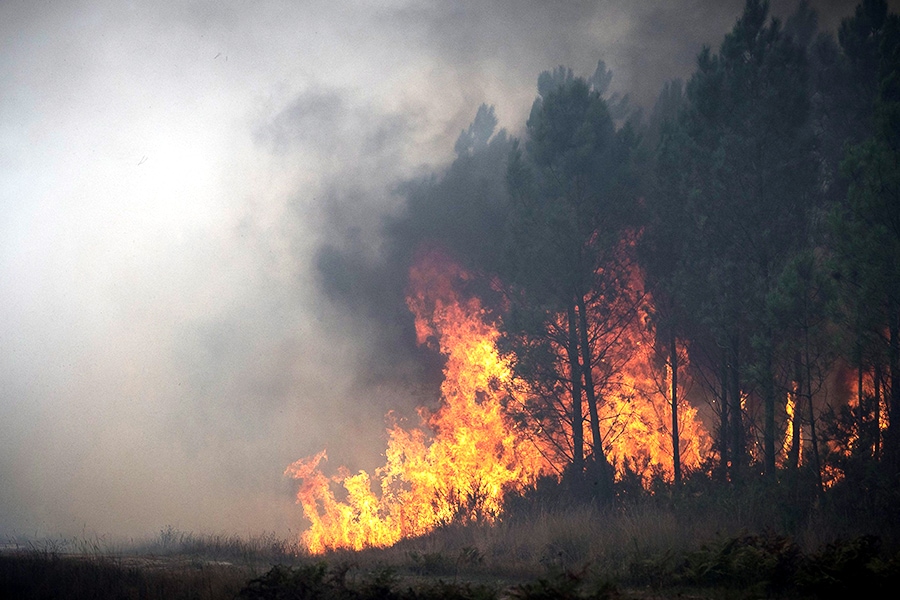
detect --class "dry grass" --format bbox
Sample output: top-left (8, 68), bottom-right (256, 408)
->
top-left (0, 527), bottom-right (306, 600)
top-left (0, 550), bottom-right (257, 600)
top-left (4, 477), bottom-right (898, 599)
top-left (335, 499), bottom-right (760, 576)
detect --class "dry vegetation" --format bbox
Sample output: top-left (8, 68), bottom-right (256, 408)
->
top-left (4, 483), bottom-right (899, 599)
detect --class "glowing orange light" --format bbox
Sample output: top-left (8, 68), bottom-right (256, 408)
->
top-left (286, 251), bottom-right (549, 553)
top-left (287, 248), bottom-right (712, 552)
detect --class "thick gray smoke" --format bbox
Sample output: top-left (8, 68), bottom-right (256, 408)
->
top-left (0, 0), bottom-right (884, 541)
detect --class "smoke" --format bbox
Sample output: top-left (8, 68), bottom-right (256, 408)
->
top-left (0, 0), bottom-right (885, 541)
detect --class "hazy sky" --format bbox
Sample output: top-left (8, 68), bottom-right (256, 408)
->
top-left (0, 0), bottom-right (877, 541)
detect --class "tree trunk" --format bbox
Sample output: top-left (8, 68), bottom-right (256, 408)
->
top-left (808, 389), bottom-right (823, 494)
top-left (719, 350), bottom-right (730, 481)
top-left (763, 339), bottom-right (777, 478)
top-left (804, 324), bottom-right (823, 494)
top-left (858, 362), bottom-right (866, 458)
top-left (729, 333), bottom-right (744, 478)
top-left (787, 352), bottom-right (802, 472)
top-left (874, 361), bottom-right (882, 460)
top-left (670, 331), bottom-right (682, 486)
top-left (576, 293), bottom-right (614, 501)
top-left (886, 307), bottom-right (900, 472)
top-left (567, 303), bottom-right (584, 475)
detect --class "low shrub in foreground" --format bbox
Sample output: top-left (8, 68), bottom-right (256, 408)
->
top-left (629, 532), bottom-right (900, 598)
top-left (237, 561), bottom-right (500, 600)
top-left (507, 568), bottom-right (617, 600)
top-left (237, 561), bottom-right (620, 600)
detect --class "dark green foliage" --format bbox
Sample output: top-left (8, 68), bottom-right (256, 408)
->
top-left (501, 62), bottom-right (640, 499)
top-left (238, 562), bottom-right (339, 600)
top-left (624, 533), bottom-right (900, 598)
top-left (678, 533), bottom-right (801, 593)
top-left (508, 568), bottom-right (617, 600)
top-left (237, 562), bottom-right (499, 600)
top-left (454, 104), bottom-right (499, 157)
top-left (674, 0), bottom-right (820, 479)
top-left (796, 536), bottom-right (900, 598)
top-left (356, 566), bottom-right (398, 599)
top-left (829, 0), bottom-right (900, 472)
top-left (406, 551), bottom-right (451, 576)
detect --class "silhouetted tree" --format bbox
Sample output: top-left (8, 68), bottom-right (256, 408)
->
top-left (641, 79), bottom-right (691, 486)
top-left (831, 2), bottom-right (900, 470)
top-left (501, 66), bottom-right (639, 501)
top-left (677, 0), bottom-right (817, 478)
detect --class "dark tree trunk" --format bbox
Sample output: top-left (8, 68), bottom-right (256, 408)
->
top-left (874, 361), bottom-right (882, 460)
top-left (858, 362), bottom-right (867, 457)
top-left (787, 353), bottom-right (802, 472)
top-left (567, 303), bottom-right (584, 475)
top-left (803, 327), bottom-right (823, 494)
top-left (670, 331), bottom-right (682, 486)
top-left (728, 334), bottom-right (744, 478)
top-left (719, 350), bottom-right (730, 481)
top-left (886, 308), bottom-right (900, 471)
top-left (808, 390), bottom-right (823, 494)
top-left (576, 293), bottom-right (613, 501)
top-left (763, 339), bottom-right (777, 478)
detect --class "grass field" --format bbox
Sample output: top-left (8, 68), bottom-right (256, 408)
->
top-left (3, 484), bottom-right (899, 599)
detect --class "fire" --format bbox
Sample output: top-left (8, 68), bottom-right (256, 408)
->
top-left (829, 366), bottom-right (889, 456)
top-left (852, 368), bottom-right (889, 440)
top-left (287, 249), bottom-right (712, 553)
top-left (502, 238), bottom-right (711, 486)
top-left (782, 391), bottom-right (801, 466)
top-left (286, 251), bottom-right (549, 553)
top-left (596, 318), bottom-right (711, 486)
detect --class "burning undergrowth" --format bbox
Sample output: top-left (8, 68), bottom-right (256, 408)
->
top-left (286, 251), bottom-right (550, 553)
top-left (287, 247), bottom-right (712, 553)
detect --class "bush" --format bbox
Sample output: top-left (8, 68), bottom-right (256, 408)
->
top-left (796, 535), bottom-right (900, 598)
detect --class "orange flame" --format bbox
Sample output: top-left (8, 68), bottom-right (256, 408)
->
top-left (781, 390), bottom-right (801, 466)
top-left (500, 239), bottom-right (712, 486)
top-left (602, 378), bottom-right (710, 484)
top-left (286, 251), bottom-right (549, 553)
top-left (287, 249), bottom-right (712, 552)
top-left (595, 314), bottom-right (711, 485)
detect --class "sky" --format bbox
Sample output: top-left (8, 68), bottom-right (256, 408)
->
top-left (0, 0), bottom-right (879, 542)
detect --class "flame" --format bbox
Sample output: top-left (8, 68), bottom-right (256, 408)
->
top-left (287, 249), bottom-right (712, 552)
top-left (818, 365), bottom-right (891, 488)
top-left (597, 244), bottom-right (711, 484)
top-left (784, 392), bottom-right (795, 457)
top-left (839, 366), bottom-right (889, 462)
top-left (286, 251), bottom-right (549, 553)
top-left (853, 369), bottom-right (889, 437)
top-left (781, 390), bottom-right (801, 467)
top-left (597, 321), bottom-right (711, 485)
